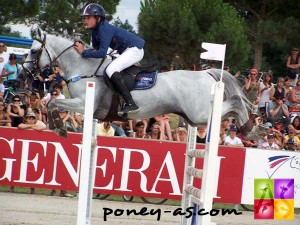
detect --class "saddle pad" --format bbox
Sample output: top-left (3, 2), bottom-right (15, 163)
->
top-left (133, 70), bottom-right (158, 90)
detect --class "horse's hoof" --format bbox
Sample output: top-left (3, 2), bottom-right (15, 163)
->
top-left (47, 111), bottom-right (55, 130)
top-left (52, 109), bottom-right (64, 129)
top-left (117, 111), bottom-right (125, 117)
top-left (53, 128), bottom-right (68, 138)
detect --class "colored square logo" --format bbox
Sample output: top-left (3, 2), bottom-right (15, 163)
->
top-left (274, 199), bottom-right (294, 220)
top-left (254, 179), bottom-right (274, 199)
top-left (274, 179), bottom-right (294, 199)
top-left (254, 178), bottom-right (294, 220)
top-left (254, 199), bottom-right (274, 219)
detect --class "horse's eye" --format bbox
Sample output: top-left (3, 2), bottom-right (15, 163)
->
top-left (31, 49), bottom-right (37, 54)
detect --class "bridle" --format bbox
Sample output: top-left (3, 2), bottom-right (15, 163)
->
top-left (22, 34), bottom-right (75, 80)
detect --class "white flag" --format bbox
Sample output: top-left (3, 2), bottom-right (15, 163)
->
top-left (200, 42), bottom-right (226, 62)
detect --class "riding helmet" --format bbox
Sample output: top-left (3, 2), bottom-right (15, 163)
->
top-left (82, 3), bottom-right (106, 18)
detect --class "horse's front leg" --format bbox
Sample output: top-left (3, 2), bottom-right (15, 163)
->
top-left (47, 98), bottom-right (85, 137)
top-left (47, 98), bottom-right (85, 114)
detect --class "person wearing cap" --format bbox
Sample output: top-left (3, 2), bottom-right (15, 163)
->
top-left (267, 87), bottom-right (290, 128)
top-left (173, 124), bottom-right (188, 142)
top-left (58, 107), bottom-right (79, 132)
top-left (285, 138), bottom-right (297, 151)
top-left (223, 125), bottom-right (244, 147)
top-left (245, 68), bottom-right (260, 105)
top-left (74, 3), bottom-right (144, 115)
top-left (18, 112), bottom-right (46, 131)
top-left (262, 133), bottom-right (280, 150)
top-left (286, 47), bottom-right (300, 86)
top-left (257, 122), bottom-right (274, 148)
top-left (283, 129), bottom-right (300, 147)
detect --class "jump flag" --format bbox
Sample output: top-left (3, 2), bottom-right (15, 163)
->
top-left (200, 42), bottom-right (226, 62)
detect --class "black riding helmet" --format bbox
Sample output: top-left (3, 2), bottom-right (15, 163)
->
top-left (82, 3), bottom-right (106, 19)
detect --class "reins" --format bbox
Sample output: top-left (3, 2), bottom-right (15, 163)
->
top-left (23, 33), bottom-right (108, 84)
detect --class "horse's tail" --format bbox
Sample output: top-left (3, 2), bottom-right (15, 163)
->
top-left (207, 69), bottom-right (253, 111)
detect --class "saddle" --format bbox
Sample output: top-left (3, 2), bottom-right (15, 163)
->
top-left (103, 64), bottom-right (158, 92)
top-left (95, 64), bottom-right (159, 121)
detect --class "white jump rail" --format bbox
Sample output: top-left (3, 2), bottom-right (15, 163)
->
top-left (77, 82), bottom-right (97, 225)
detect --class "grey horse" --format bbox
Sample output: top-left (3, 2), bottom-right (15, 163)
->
top-left (21, 27), bottom-right (265, 139)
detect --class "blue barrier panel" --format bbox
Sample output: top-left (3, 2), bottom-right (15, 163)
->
top-left (0, 36), bottom-right (33, 46)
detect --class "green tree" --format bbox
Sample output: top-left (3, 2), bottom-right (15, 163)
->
top-left (34, 0), bottom-right (120, 36)
top-left (0, 0), bottom-right (40, 39)
top-left (0, 0), bottom-right (40, 24)
top-left (113, 17), bottom-right (137, 35)
top-left (224, 0), bottom-right (300, 72)
top-left (139, 0), bottom-right (251, 70)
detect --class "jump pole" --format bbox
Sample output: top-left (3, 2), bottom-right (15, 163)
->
top-left (77, 82), bottom-right (97, 225)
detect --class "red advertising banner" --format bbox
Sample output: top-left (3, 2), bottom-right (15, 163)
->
top-left (0, 127), bottom-right (245, 203)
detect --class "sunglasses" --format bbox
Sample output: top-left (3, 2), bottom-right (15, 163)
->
top-left (292, 49), bottom-right (299, 51)
top-left (26, 117), bottom-right (35, 120)
top-left (13, 99), bottom-right (20, 102)
top-left (51, 94), bottom-right (58, 96)
top-left (250, 73), bottom-right (256, 75)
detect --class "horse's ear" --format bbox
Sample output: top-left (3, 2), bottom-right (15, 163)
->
top-left (31, 25), bottom-right (44, 40)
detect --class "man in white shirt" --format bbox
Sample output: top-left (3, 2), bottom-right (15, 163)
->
top-left (0, 42), bottom-right (9, 74)
top-left (224, 125), bottom-right (244, 147)
top-left (43, 83), bottom-right (65, 101)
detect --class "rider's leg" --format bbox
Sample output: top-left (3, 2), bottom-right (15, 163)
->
top-left (110, 72), bottom-right (139, 114)
top-left (106, 47), bottom-right (144, 114)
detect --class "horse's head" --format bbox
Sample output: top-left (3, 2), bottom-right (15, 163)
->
top-left (21, 26), bottom-right (53, 80)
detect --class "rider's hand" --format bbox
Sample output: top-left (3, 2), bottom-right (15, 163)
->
top-left (74, 41), bottom-right (84, 54)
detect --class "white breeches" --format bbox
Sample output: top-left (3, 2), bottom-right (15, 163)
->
top-left (106, 47), bottom-right (144, 78)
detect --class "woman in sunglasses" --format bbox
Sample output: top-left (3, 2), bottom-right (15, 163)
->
top-left (245, 68), bottom-right (260, 105)
top-left (6, 95), bottom-right (26, 127)
top-left (1, 53), bottom-right (21, 84)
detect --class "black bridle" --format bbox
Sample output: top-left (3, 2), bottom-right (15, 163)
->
top-left (22, 34), bottom-right (75, 80)
top-left (22, 33), bottom-right (107, 84)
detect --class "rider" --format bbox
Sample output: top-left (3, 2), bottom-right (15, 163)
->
top-left (74, 3), bottom-right (145, 115)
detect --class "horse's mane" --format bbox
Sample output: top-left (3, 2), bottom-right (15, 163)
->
top-left (207, 69), bottom-right (253, 111)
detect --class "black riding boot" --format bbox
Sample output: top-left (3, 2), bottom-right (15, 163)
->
top-left (110, 72), bottom-right (139, 115)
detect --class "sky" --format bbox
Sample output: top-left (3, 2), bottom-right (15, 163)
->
top-left (9, 0), bottom-right (143, 38)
